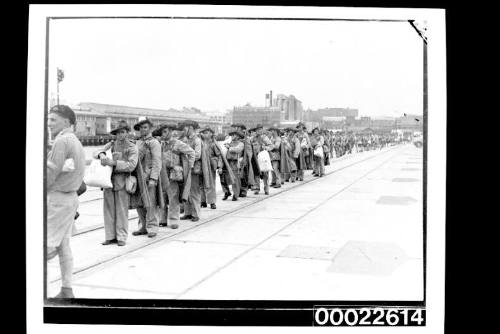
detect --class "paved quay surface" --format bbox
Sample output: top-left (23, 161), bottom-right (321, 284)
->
top-left (47, 144), bottom-right (423, 300)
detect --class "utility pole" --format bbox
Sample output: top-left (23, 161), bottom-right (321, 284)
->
top-left (57, 68), bottom-right (64, 106)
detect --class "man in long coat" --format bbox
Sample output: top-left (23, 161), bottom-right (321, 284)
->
top-left (295, 122), bottom-right (311, 181)
top-left (268, 127), bottom-right (282, 188)
top-left (310, 127), bottom-right (326, 177)
top-left (223, 130), bottom-right (246, 201)
top-left (216, 133), bottom-right (237, 200)
top-left (199, 127), bottom-right (223, 209)
top-left (283, 128), bottom-right (300, 182)
top-left (249, 124), bottom-right (273, 195)
top-left (231, 123), bottom-right (255, 197)
top-left (153, 123), bottom-right (195, 228)
top-left (179, 120), bottom-right (210, 222)
top-left (131, 117), bottom-right (163, 238)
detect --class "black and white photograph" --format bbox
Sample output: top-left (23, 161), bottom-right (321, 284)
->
top-left (26, 4), bottom-right (447, 332)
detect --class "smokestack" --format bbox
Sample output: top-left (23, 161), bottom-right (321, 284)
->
top-left (270, 90), bottom-right (273, 107)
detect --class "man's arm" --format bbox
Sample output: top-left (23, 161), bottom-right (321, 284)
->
top-left (193, 137), bottom-right (202, 160)
top-left (47, 137), bottom-right (68, 189)
top-left (228, 141), bottom-right (244, 153)
top-left (176, 140), bottom-right (196, 168)
top-left (293, 137), bottom-right (301, 157)
top-left (114, 144), bottom-right (139, 172)
top-left (149, 139), bottom-right (162, 181)
top-left (272, 136), bottom-right (281, 150)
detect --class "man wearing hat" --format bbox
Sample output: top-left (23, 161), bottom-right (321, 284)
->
top-left (46, 105), bottom-right (86, 298)
top-left (178, 120), bottom-right (207, 222)
top-left (199, 127), bottom-right (223, 209)
top-left (153, 123), bottom-right (195, 227)
top-left (250, 124), bottom-right (273, 195)
top-left (131, 117), bottom-right (163, 238)
top-left (223, 130), bottom-right (245, 201)
top-left (282, 128), bottom-right (300, 182)
top-left (296, 122), bottom-right (311, 181)
top-left (231, 123), bottom-right (254, 197)
top-left (94, 120), bottom-right (138, 246)
top-left (310, 127), bottom-right (325, 177)
top-left (267, 126), bottom-right (282, 188)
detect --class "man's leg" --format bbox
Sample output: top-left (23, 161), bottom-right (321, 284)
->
top-left (240, 166), bottom-right (248, 197)
top-left (253, 174), bottom-right (261, 193)
top-left (262, 172), bottom-right (270, 194)
top-left (220, 170), bottom-right (230, 194)
top-left (231, 170), bottom-right (241, 199)
top-left (102, 188), bottom-right (117, 241)
top-left (185, 173), bottom-right (201, 219)
top-left (320, 158), bottom-right (325, 176)
top-left (206, 169), bottom-right (217, 205)
top-left (115, 189), bottom-right (129, 242)
top-left (272, 161), bottom-right (281, 187)
top-left (200, 174), bottom-right (208, 206)
top-left (167, 181), bottom-right (180, 220)
top-left (57, 236), bottom-right (73, 291)
top-left (135, 207), bottom-right (148, 233)
top-left (145, 185), bottom-right (159, 234)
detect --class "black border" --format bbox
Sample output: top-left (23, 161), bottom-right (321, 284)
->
top-left (40, 9), bottom-right (431, 327)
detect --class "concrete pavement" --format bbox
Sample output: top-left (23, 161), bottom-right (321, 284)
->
top-left (47, 144), bottom-right (423, 301)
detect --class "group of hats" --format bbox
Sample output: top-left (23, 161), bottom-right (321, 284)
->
top-left (109, 117), bottom-right (213, 137)
top-left (228, 123), bottom-right (245, 139)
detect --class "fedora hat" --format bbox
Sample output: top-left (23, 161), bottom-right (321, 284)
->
top-left (110, 120), bottom-right (131, 135)
top-left (133, 117), bottom-right (154, 130)
top-left (199, 126), bottom-right (214, 134)
top-left (152, 123), bottom-right (178, 137)
top-left (231, 123), bottom-right (247, 130)
top-left (267, 126), bottom-right (280, 133)
top-left (248, 124), bottom-right (263, 132)
top-left (297, 122), bottom-right (308, 130)
top-left (228, 130), bottom-right (245, 139)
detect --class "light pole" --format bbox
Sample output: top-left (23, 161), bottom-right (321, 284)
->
top-left (57, 68), bottom-right (64, 105)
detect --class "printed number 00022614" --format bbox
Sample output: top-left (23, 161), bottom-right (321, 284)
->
top-left (313, 308), bottom-right (425, 326)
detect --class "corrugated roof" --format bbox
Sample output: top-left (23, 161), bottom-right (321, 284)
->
top-left (78, 102), bottom-right (210, 121)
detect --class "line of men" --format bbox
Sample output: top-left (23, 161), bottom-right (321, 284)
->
top-left (93, 117), bottom-right (333, 248)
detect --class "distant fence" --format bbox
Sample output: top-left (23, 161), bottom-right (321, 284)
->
top-left (78, 135), bottom-right (114, 146)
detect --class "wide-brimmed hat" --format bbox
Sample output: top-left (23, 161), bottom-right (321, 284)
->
top-left (152, 123), bottom-right (178, 137)
top-left (178, 119), bottom-right (200, 129)
top-left (110, 120), bottom-right (131, 135)
top-left (248, 124), bottom-right (263, 132)
top-left (228, 130), bottom-right (245, 139)
top-left (133, 117), bottom-right (154, 130)
top-left (312, 127), bottom-right (321, 133)
top-left (199, 126), bottom-right (214, 134)
top-left (231, 123), bottom-right (247, 130)
top-left (267, 126), bottom-right (280, 133)
top-left (296, 122), bottom-right (307, 130)
top-left (284, 127), bottom-right (298, 133)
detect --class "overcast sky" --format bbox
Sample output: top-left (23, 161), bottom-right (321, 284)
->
top-left (48, 18), bottom-right (423, 117)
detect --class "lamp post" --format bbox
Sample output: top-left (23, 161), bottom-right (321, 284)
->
top-left (56, 68), bottom-right (64, 105)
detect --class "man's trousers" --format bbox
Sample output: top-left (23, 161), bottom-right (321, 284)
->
top-left (271, 160), bottom-right (281, 185)
top-left (103, 188), bottom-right (129, 242)
top-left (184, 173), bottom-right (201, 218)
top-left (136, 184), bottom-right (159, 233)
